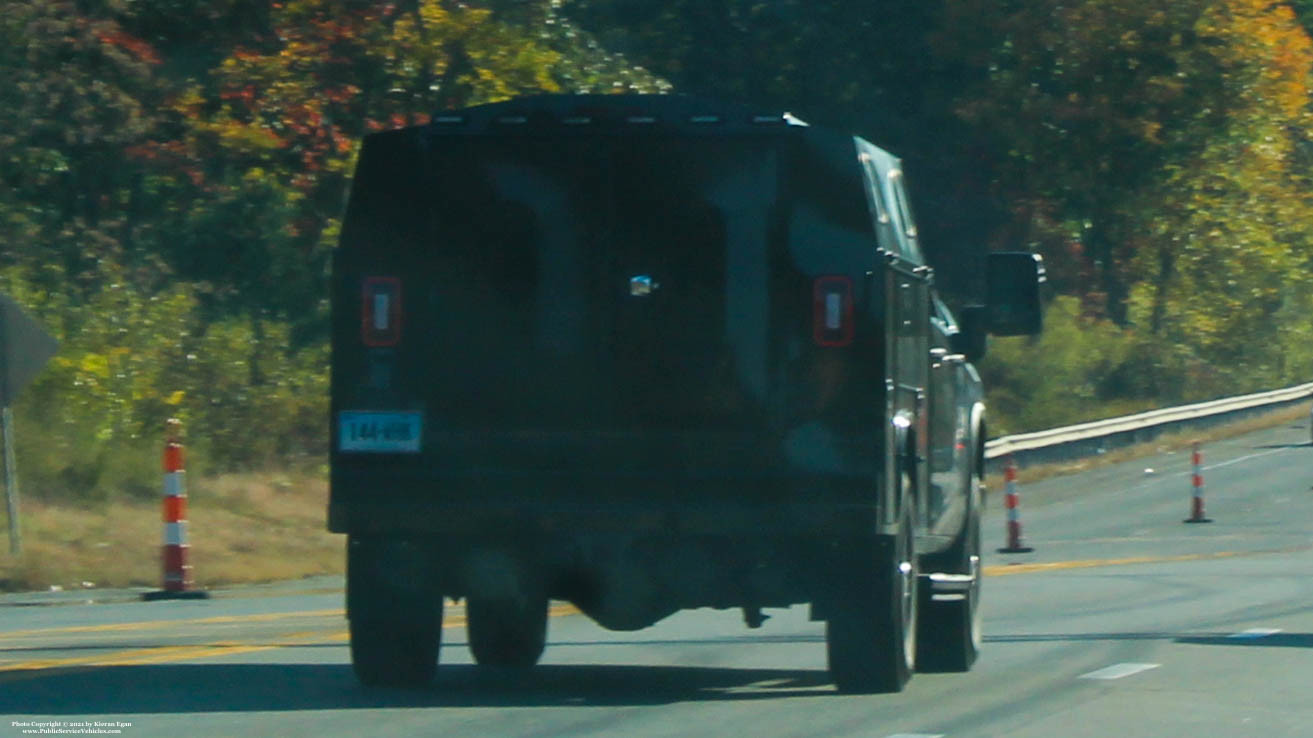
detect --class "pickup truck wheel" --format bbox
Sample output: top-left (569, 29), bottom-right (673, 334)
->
top-left (826, 500), bottom-right (917, 694)
top-left (467, 593), bottom-right (549, 667)
top-left (346, 537), bottom-right (441, 687)
top-left (916, 476), bottom-right (982, 672)
top-left (350, 613), bottom-right (440, 687)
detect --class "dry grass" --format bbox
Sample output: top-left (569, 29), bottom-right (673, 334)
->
top-left (0, 472), bottom-right (342, 593)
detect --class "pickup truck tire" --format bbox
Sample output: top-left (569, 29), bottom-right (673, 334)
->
top-left (916, 476), bottom-right (982, 673)
top-left (346, 537), bottom-right (441, 687)
top-left (467, 593), bottom-right (549, 667)
top-left (350, 614), bottom-right (440, 687)
top-left (826, 498), bottom-right (918, 694)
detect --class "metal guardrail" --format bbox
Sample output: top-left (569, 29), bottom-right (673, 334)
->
top-left (984, 382), bottom-right (1313, 469)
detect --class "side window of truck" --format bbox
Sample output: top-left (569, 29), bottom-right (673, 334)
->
top-left (857, 144), bottom-right (906, 263)
top-left (886, 170), bottom-right (925, 266)
top-left (859, 155), bottom-right (893, 230)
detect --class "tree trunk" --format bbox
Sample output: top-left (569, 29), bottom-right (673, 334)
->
top-left (249, 314), bottom-right (265, 387)
top-left (1149, 244), bottom-right (1174, 334)
top-left (1087, 214), bottom-right (1128, 326)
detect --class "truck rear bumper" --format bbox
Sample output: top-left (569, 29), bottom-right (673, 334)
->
top-left (328, 470), bottom-right (879, 537)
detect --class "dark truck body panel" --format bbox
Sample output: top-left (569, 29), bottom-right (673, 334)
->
top-left (330, 96), bottom-right (1032, 684)
top-left (331, 98), bottom-right (900, 542)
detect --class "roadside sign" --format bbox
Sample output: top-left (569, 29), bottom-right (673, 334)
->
top-left (0, 292), bottom-right (58, 555)
top-left (0, 293), bottom-right (59, 406)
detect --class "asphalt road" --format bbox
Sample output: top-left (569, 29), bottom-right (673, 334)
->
top-left (1, 419), bottom-right (1311, 738)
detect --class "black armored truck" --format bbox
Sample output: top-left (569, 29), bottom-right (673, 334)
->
top-left (329, 94), bottom-right (1043, 693)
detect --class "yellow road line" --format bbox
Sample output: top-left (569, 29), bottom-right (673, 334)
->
top-left (0, 631), bottom-right (359, 683)
top-left (983, 547), bottom-right (1292, 576)
top-left (0, 603), bottom-right (579, 642)
top-left (0, 604), bottom-right (579, 679)
top-left (0, 609), bottom-right (344, 640)
top-left (0, 643), bottom-right (285, 679)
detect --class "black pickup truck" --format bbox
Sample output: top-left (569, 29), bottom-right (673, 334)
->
top-left (329, 94), bottom-right (1043, 693)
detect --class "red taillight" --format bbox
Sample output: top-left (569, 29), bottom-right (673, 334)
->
top-left (813, 276), bottom-right (854, 347)
top-left (362, 277), bottom-right (402, 346)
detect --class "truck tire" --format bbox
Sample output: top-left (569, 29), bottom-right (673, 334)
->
top-left (350, 613), bottom-right (441, 687)
top-left (826, 499), bottom-right (918, 694)
top-left (467, 593), bottom-right (549, 667)
top-left (346, 537), bottom-right (441, 687)
top-left (916, 475), bottom-right (982, 673)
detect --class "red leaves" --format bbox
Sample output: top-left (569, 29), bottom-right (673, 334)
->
top-left (95, 29), bottom-right (161, 65)
top-left (267, 127), bottom-right (290, 150)
top-left (125, 140), bottom-right (187, 164)
top-left (324, 85), bottom-right (359, 104)
top-left (219, 85), bottom-right (258, 105)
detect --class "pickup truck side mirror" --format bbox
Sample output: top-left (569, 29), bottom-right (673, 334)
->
top-left (986, 252), bottom-right (1045, 336)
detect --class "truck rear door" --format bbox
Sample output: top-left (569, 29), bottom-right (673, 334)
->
top-left (334, 131), bottom-right (785, 474)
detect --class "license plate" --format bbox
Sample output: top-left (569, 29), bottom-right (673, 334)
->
top-left (338, 411), bottom-right (422, 453)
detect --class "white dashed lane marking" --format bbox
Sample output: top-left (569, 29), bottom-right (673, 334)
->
top-left (1079, 662), bottom-right (1160, 680)
top-left (885, 734), bottom-right (945, 738)
top-left (1229, 628), bottom-right (1281, 639)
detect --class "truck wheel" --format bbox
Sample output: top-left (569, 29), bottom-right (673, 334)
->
top-left (350, 612), bottom-right (441, 687)
top-left (916, 475), bottom-right (982, 672)
top-left (346, 537), bottom-right (441, 687)
top-left (826, 500), bottom-right (918, 694)
top-left (467, 592), bottom-right (549, 667)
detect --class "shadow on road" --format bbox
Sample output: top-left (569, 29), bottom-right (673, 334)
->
top-left (984, 632), bottom-right (1200, 643)
top-left (1252, 442), bottom-right (1312, 449)
top-left (0, 663), bottom-right (835, 714)
top-left (1177, 633), bottom-right (1313, 648)
top-left (538, 634), bottom-right (826, 648)
top-left (986, 631), bottom-right (1313, 649)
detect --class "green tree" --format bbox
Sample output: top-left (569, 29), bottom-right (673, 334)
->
top-left (1125, 0), bottom-right (1313, 396)
top-left (0, 0), bottom-right (168, 291)
top-left (144, 0), bottom-right (667, 346)
top-left (936, 1), bottom-right (1246, 324)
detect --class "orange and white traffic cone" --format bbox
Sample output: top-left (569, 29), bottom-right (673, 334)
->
top-left (1183, 441), bottom-right (1213, 524)
top-left (143, 418), bottom-right (209, 600)
top-left (997, 454), bottom-right (1035, 553)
